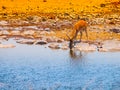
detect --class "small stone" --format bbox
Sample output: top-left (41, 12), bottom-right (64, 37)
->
top-left (0, 21), bottom-right (8, 25)
top-left (0, 36), bottom-right (8, 41)
top-left (0, 31), bottom-right (2, 35)
top-left (45, 28), bottom-right (50, 31)
top-left (109, 28), bottom-right (120, 33)
top-left (57, 39), bottom-right (64, 43)
top-left (2, 30), bottom-right (10, 35)
top-left (100, 40), bottom-right (120, 52)
top-left (39, 28), bottom-right (44, 31)
top-left (0, 44), bottom-right (15, 48)
top-left (10, 30), bottom-right (21, 35)
top-left (16, 40), bottom-right (35, 45)
top-left (98, 48), bottom-right (108, 52)
top-left (46, 37), bottom-right (56, 43)
top-left (35, 40), bottom-right (47, 45)
top-left (22, 30), bottom-right (35, 35)
top-left (48, 44), bottom-right (60, 49)
top-left (14, 37), bottom-right (21, 40)
top-left (75, 43), bottom-right (96, 52)
top-left (61, 46), bottom-right (68, 50)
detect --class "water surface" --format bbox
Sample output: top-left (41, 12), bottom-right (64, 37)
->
top-left (0, 40), bottom-right (120, 90)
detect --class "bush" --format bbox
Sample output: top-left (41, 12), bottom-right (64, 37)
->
top-left (100, 4), bottom-right (106, 7)
top-left (2, 6), bottom-right (6, 10)
top-left (43, 0), bottom-right (47, 2)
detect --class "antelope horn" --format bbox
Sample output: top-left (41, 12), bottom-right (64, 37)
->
top-left (65, 29), bottom-right (71, 40)
top-left (66, 33), bottom-right (71, 40)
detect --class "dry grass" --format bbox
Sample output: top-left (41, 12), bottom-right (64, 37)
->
top-left (0, 0), bottom-right (120, 19)
top-left (0, 0), bottom-right (120, 41)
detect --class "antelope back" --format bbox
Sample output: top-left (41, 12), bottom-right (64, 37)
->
top-left (74, 20), bottom-right (87, 32)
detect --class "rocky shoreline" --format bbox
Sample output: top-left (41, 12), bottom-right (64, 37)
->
top-left (0, 35), bottom-right (120, 52)
top-left (0, 16), bottom-right (120, 52)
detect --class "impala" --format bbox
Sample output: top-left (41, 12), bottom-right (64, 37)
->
top-left (67, 20), bottom-right (88, 49)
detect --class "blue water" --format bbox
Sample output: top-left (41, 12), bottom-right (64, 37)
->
top-left (0, 41), bottom-right (120, 90)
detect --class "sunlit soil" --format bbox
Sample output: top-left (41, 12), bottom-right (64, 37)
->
top-left (0, 0), bottom-right (120, 41)
top-left (0, 0), bottom-right (120, 19)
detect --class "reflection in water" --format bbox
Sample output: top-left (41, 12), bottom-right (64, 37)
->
top-left (69, 50), bottom-right (83, 60)
top-left (69, 50), bottom-right (87, 66)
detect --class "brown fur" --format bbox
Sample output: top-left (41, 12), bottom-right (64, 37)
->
top-left (69, 20), bottom-right (88, 49)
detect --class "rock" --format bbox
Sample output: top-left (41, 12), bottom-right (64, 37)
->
top-left (10, 30), bottom-right (21, 35)
top-left (48, 43), bottom-right (60, 49)
top-left (46, 37), bottom-right (54, 43)
top-left (44, 28), bottom-right (50, 31)
top-left (0, 30), bottom-right (2, 35)
top-left (8, 19), bottom-right (26, 25)
top-left (46, 37), bottom-right (57, 43)
top-left (1, 26), bottom-right (9, 30)
top-left (46, 36), bottom-right (63, 43)
top-left (109, 21), bottom-right (115, 25)
top-left (50, 31), bottom-right (55, 34)
top-left (38, 28), bottom-right (44, 31)
top-left (57, 39), bottom-right (64, 43)
top-left (13, 27), bottom-right (23, 31)
top-left (21, 21), bottom-right (29, 25)
top-left (61, 46), bottom-right (68, 50)
top-left (109, 28), bottom-right (120, 33)
top-left (16, 39), bottom-right (35, 45)
top-left (55, 20), bottom-right (72, 29)
top-left (2, 30), bottom-right (10, 35)
top-left (22, 30), bottom-right (35, 36)
top-left (0, 44), bottom-right (15, 48)
top-left (0, 36), bottom-right (9, 41)
top-left (40, 31), bottom-right (48, 35)
top-left (75, 43), bottom-right (96, 52)
top-left (26, 16), bottom-right (41, 23)
top-left (61, 44), bottom-right (68, 50)
top-left (41, 21), bottom-right (52, 28)
top-left (23, 26), bottom-right (38, 30)
top-left (98, 48), bottom-right (108, 52)
top-left (35, 40), bottom-right (47, 45)
top-left (99, 40), bottom-right (120, 52)
top-left (0, 20), bottom-right (8, 25)
top-left (14, 37), bottom-right (21, 40)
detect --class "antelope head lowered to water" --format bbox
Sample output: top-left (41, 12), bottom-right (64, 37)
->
top-left (67, 20), bottom-right (88, 50)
